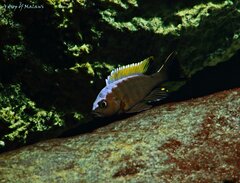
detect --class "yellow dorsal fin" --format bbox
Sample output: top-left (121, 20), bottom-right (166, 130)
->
top-left (106, 57), bottom-right (153, 85)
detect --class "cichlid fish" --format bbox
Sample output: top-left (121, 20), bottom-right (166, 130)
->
top-left (92, 53), bottom-right (174, 117)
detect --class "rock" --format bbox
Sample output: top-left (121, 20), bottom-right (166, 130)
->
top-left (1, 0), bottom-right (240, 161)
top-left (0, 88), bottom-right (239, 182)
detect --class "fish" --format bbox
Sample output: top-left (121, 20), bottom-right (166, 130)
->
top-left (92, 53), bottom-right (174, 117)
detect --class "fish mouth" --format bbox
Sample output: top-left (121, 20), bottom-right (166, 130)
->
top-left (91, 111), bottom-right (102, 118)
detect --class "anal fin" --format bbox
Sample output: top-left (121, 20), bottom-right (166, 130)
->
top-left (125, 87), bottom-right (168, 114)
top-left (144, 87), bottom-right (168, 104)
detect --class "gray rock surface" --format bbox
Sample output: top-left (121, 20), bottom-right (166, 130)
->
top-left (0, 88), bottom-right (239, 182)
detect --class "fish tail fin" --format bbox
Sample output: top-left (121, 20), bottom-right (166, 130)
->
top-left (152, 51), bottom-right (176, 83)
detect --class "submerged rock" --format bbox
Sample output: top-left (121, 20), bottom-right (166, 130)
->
top-left (1, 0), bottom-right (240, 152)
top-left (0, 88), bottom-right (239, 182)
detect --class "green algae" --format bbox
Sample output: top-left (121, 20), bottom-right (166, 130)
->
top-left (0, 0), bottom-right (239, 151)
top-left (99, 0), bottom-right (240, 77)
top-left (175, 2), bottom-right (229, 28)
top-left (0, 4), bottom-right (25, 61)
top-left (70, 62), bottom-right (95, 76)
top-left (100, 1), bottom-right (232, 34)
top-left (66, 44), bottom-right (92, 57)
top-left (0, 84), bottom-right (64, 147)
top-left (98, 0), bottom-right (138, 9)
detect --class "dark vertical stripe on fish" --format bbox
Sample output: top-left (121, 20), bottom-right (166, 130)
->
top-left (119, 78), bottom-right (133, 110)
top-left (111, 75), bottom-right (157, 111)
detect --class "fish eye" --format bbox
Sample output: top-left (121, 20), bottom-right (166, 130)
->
top-left (98, 100), bottom-right (108, 108)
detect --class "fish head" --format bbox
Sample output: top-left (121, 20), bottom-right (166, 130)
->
top-left (92, 86), bottom-right (121, 117)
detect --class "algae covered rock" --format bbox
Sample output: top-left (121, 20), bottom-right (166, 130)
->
top-left (94, 0), bottom-right (240, 77)
top-left (0, 0), bottom-right (239, 150)
top-left (0, 88), bottom-right (239, 182)
top-left (0, 84), bottom-right (64, 151)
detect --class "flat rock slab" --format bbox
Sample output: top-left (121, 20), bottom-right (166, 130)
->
top-left (0, 89), bottom-right (240, 183)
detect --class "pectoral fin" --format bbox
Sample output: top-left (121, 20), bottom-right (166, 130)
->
top-left (126, 102), bottom-right (152, 113)
top-left (144, 87), bottom-right (168, 103)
